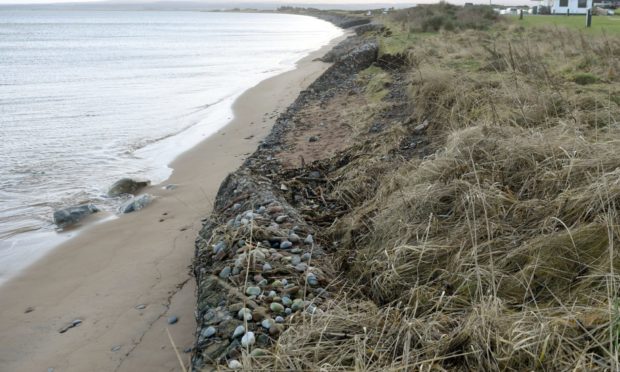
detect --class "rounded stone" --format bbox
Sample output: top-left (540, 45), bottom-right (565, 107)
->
top-left (279, 241), bottom-right (293, 249)
top-left (270, 302), bottom-right (285, 314)
top-left (262, 263), bottom-right (272, 271)
top-left (219, 266), bottom-right (232, 279)
top-left (291, 255), bottom-right (301, 265)
top-left (246, 286), bottom-right (261, 296)
top-left (288, 233), bottom-right (300, 243)
top-left (228, 359), bottom-right (242, 369)
top-left (261, 318), bottom-right (274, 330)
top-left (202, 326), bottom-right (216, 338)
top-left (275, 316), bottom-right (284, 323)
top-left (167, 316), bottom-right (178, 325)
top-left (241, 331), bottom-right (255, 347)
top-left (250, 348), bottom-right (268, 357)
top-left (306, 274), bottom-right (319, 286)
top-left (291, 299), bottom-right (304, 311)
top-left (233, 325), bottom-right (245, 338)
top-left (304, 235), bottom-right (314, 245)
top-left (281, 296), bottom-right (292, 306)
top-left (238, 308), bottom-right (252, 321)
top-left (275, 215), bottom-right (288, 223)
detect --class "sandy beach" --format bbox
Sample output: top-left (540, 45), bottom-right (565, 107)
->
top-left (0, 32), bottom-right (347, 372)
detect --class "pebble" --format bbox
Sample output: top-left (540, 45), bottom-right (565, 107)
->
top-left (304, 234), bottom-right (314, 245)
top-left (257, 334), bottom-right (270, 347)
top-left (269, 324), bottom-right (284, 336)
top-left (241, 331), bottom-right (256, 347)
top-left (219, 266), bottom-right (232, 279)
top-left (258, 279), bottom-right (269, 287)
top-left (238, 308), bottom-right (252, 321)
top-left (233, 325), bottom-right (245, 338)
top-left (246, 286), bottom-right (261, 296)
top-left (261, 318), bottom-right (274, 329)
top-left (213, 241), bottom-right (226, 254)
top-left (309, 171), bottom-right (321, 179)
top-left (275, 215), bottom-right (288, 223)
top-left (308, 135), bottom-right (319, 142)
top-left (288, 233), bottom-right (300, 243)
top-left (291, 248), bottom-right (302, 254)
top-left (270, 302), bottom-right (285, 314)
top-left (281, 296), bottom-right (292, 306)
top-left (232, 267), bottom-right (240, 275)
top-left (167, 316), bottom-right (178, 325)
top-left (250, 348), bottom-right (268, 357)
top-left (202, 326), bottom-right (216, 338)
top-left (268, 290), bottom-right (277, 297)
top-left (285, 308), bottom-right (292, 315)
top-left (295, 263), bottom-right (308, 272)
top-left (183, 347), bottom-right (192, 353)
top-left (291, 255), bottom-right (301, 265)
top-left (257, 206), bottom-right (266, 214)
top-left (272, 280), bottom-right (283, 287)
top-left (135, 304), bottom-right (146, 310)
top-left (307, 273), bottom-right (319, 286)
top-left (232, 203), bottom-right (241, 211)
top-left (275, 316), bottom-right (284, 323)
top-left (291, 299), bottom-right (304, 311)
top-left (111, 345), bottom-right (121, 352)
top-left (302, 252), bottom-right (312, 262)
top-left (262, 263), bottom-right (272, 271)
top-left (279, 240), bottom-right (293, 249)
top-left (228, 359), bottom-right (242, 369)
top-left (281, 279), bottom-right (288, 286)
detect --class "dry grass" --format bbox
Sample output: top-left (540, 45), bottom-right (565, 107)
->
top-left (224, 8), bottom-right (620, 371)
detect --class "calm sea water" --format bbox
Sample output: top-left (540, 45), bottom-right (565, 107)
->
top-left (0, 10), bottom-right (342, 281)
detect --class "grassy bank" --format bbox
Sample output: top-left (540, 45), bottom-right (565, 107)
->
top-left (513, 14), bottom-right (620, 34)
top-left (260, 4), bottom-right (620, 370)
top-left (192, 4), bottom-right (620, 370)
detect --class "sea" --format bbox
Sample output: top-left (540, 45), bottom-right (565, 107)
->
top-left (0, 10), bottom-right (342, 283)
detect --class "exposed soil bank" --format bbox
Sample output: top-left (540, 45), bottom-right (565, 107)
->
top-left (0, 33), bottom-right (347, 372)
top-left (190, 27), bottom-right (380, 369)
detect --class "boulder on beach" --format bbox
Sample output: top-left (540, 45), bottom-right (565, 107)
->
top-left (119, 194), bottom-right (152, 214)
top-left (107, 178), bottom-right (149, 197)
top-left (53, 204), bottom-right (99, 228)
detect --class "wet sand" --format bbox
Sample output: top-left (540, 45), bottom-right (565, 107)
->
top-left (0, 33), bottom-right (347, 372)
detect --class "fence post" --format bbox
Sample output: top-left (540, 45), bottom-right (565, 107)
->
top-left (586, 9), bottom-right (592, 27)
top-left (567, 8), bottom-right (570, 16)
top-left (519, 9), bottom-right (524, 19)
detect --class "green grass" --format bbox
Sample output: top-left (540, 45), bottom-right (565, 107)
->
top-left (511, 14), bottom-right (620, 34)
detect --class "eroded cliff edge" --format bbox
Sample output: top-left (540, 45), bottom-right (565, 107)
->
top-left (191, 23), bottom-right (380, 370)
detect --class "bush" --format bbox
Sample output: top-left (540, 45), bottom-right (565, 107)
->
top-left (391, 3), bottom-right (499, 33)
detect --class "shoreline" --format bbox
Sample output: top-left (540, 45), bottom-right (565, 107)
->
top-left (0, 31), bottom-right (349, 372)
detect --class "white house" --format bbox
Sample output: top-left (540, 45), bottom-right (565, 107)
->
top-left (540, 0), bottom-right (593, 14)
